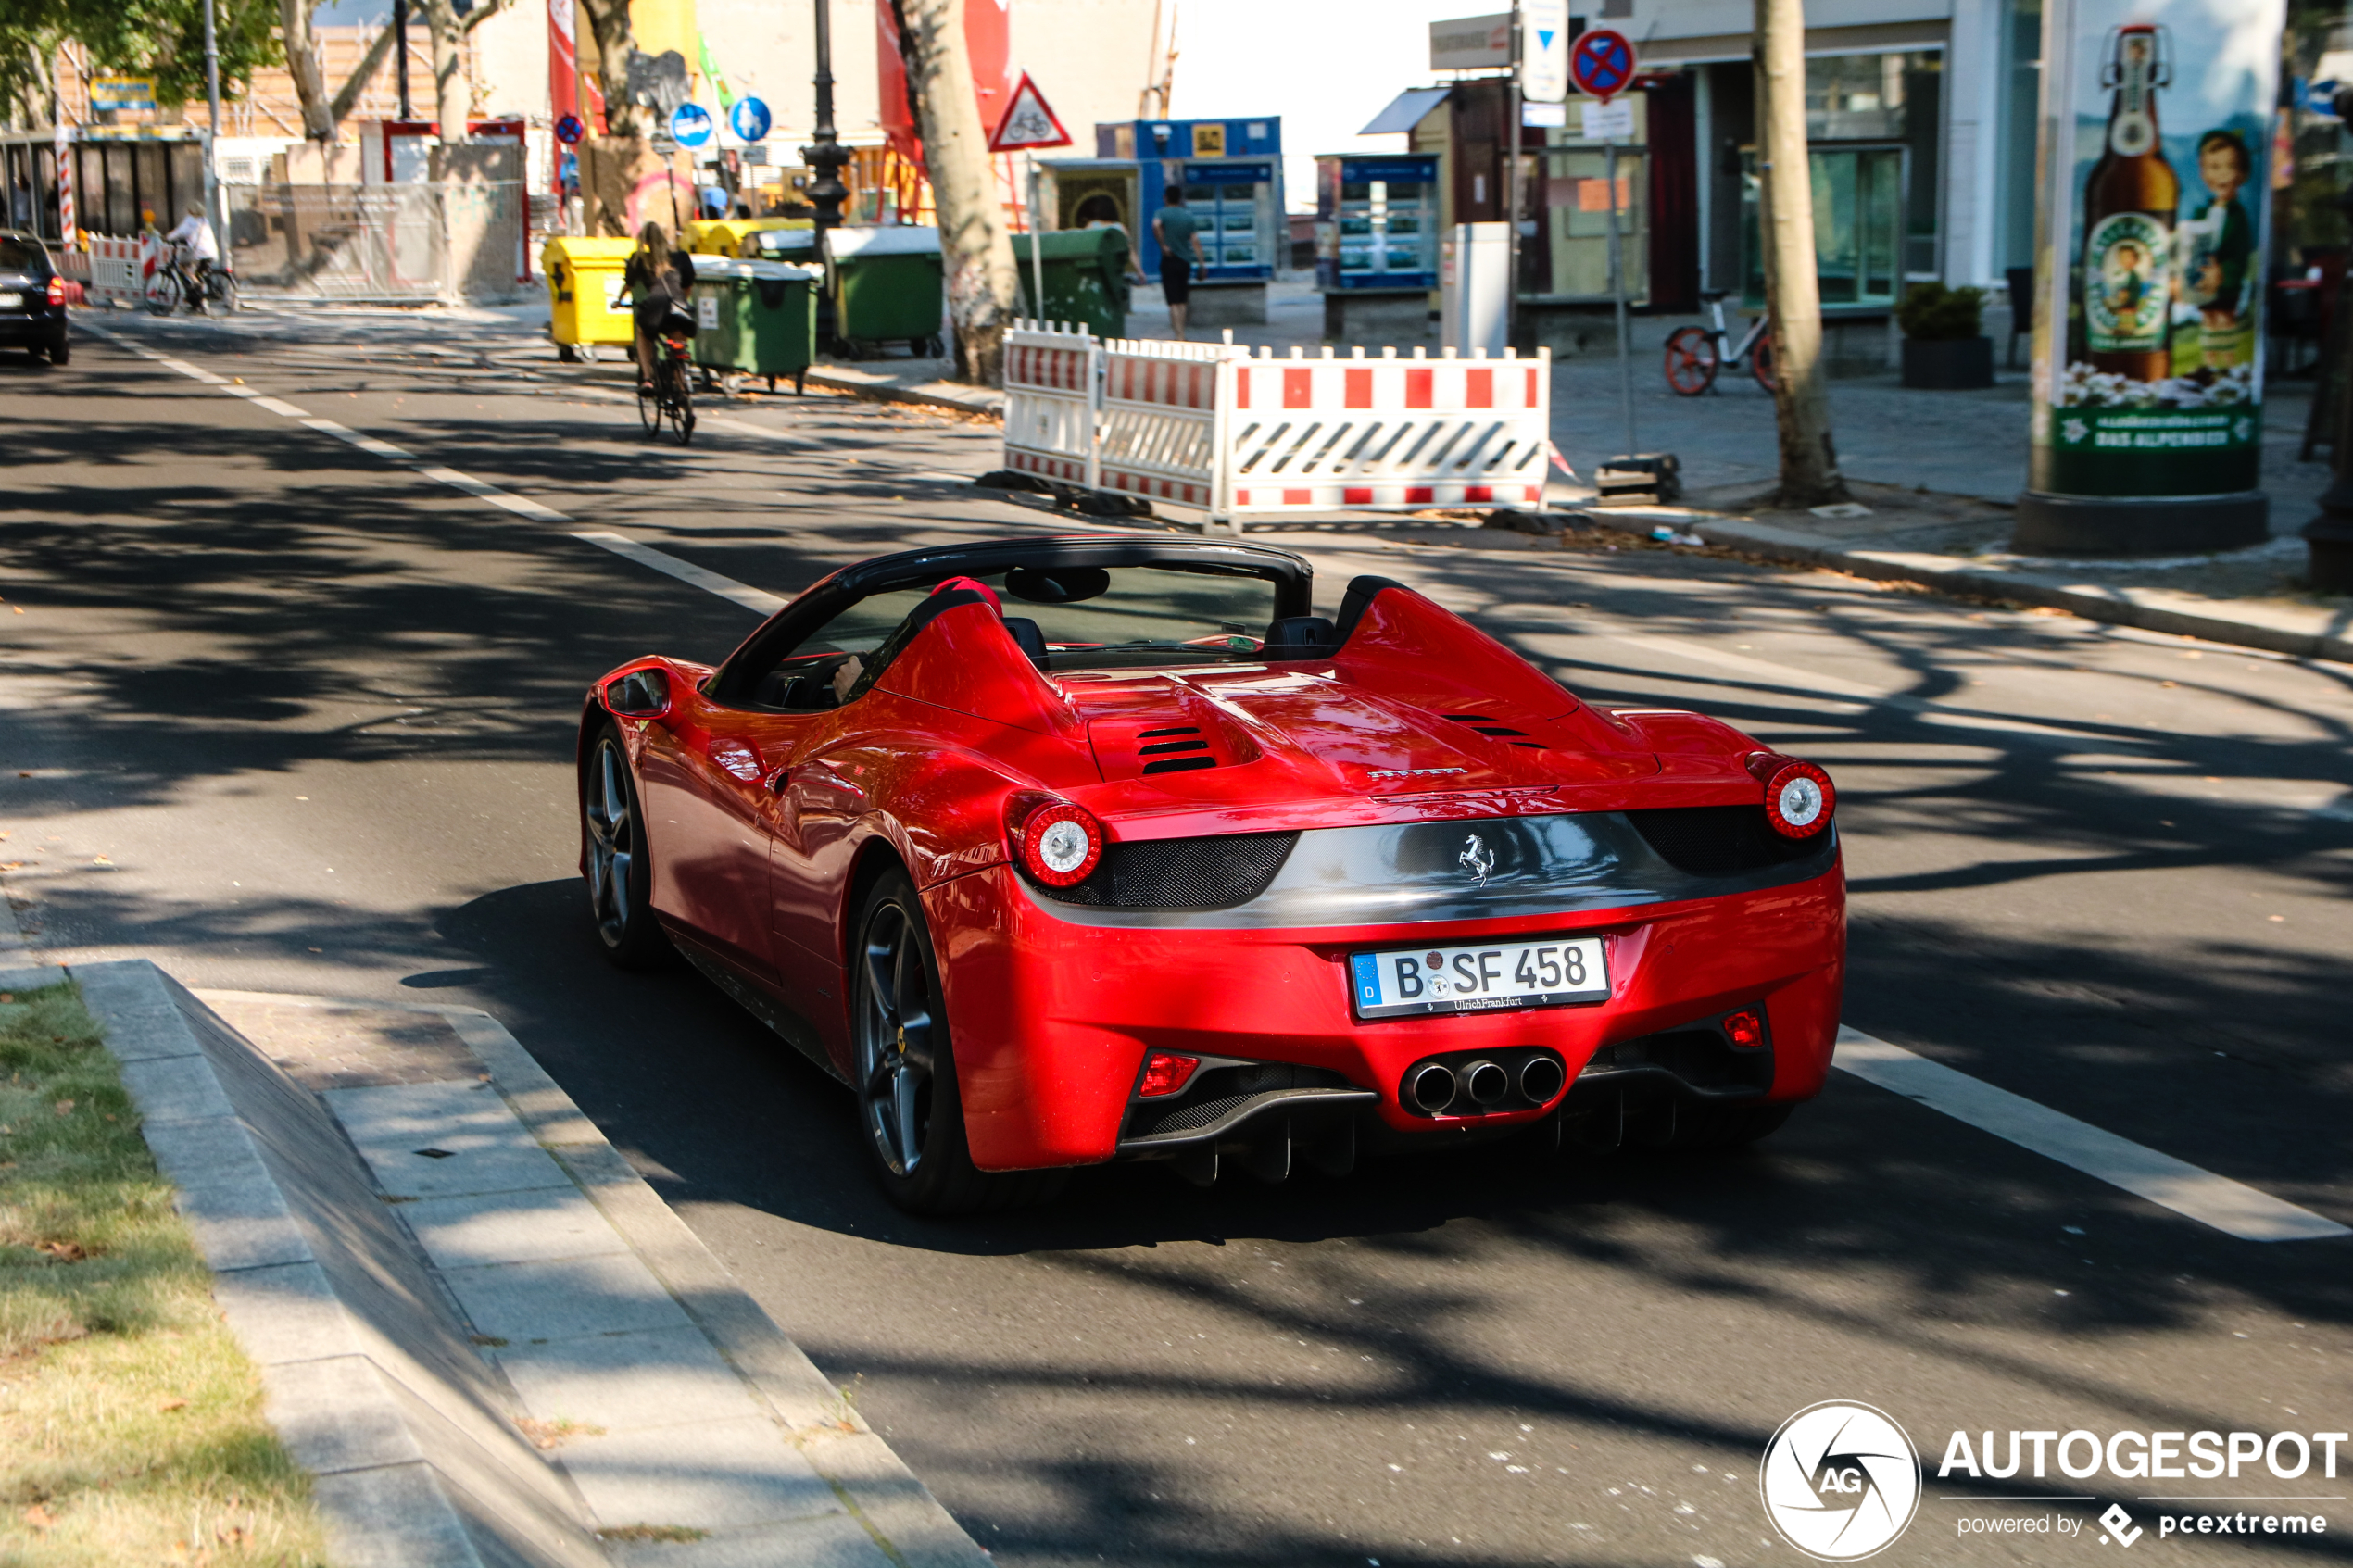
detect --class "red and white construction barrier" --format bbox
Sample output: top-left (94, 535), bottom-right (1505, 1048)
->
top-left (1002, 320), bottom-right (1100, 489)
top-left (78, 235), bottom-right (158, 307)
top-left (1000, 321), bottom-right (1553, 528)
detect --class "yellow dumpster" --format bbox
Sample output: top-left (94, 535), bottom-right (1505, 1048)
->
top-left (682, 218), bottom-right (812, 258)
top-left (544, 235), bottom-right (639, 361)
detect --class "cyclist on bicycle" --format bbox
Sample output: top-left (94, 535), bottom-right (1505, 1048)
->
top-left (165, 201), bottom-right (219, 284)
top-left (623, 220), bottom-right (696, 392)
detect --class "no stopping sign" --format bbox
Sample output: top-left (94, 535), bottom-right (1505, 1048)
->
top-left (1569, 29), bottom-right (1636, 102)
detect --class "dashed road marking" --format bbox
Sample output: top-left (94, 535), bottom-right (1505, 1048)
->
top-left (1835, 1026), bottom-right (2347, 1242)
top-left (571, 532), bottom-right (786, 615)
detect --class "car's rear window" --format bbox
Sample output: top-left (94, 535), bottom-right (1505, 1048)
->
top-left (785, 564), bottom-right (1281, 671)
top-left (0, 238), bottom-right (45, 272)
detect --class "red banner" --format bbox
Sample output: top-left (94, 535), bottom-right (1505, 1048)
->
top-left (876, 0), bottom-right (1013, 166)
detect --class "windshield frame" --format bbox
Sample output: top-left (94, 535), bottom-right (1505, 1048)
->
top-left (706, 537), bottom-right (1313, 708)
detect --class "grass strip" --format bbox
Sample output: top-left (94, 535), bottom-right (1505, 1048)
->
top-left (0, 977), bottom-right (330, 1566)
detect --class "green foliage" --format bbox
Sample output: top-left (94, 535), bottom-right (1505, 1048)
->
top-left (1896, 282), bottom-right (1987, 342)
top-left (0, 0), bottom-right (279, 122)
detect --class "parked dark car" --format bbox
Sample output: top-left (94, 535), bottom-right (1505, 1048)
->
top-left (0, 231), bottom-right (69, 365)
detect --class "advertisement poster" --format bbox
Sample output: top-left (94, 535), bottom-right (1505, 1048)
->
top-left (2031, 0), bottom-right (2285, 505)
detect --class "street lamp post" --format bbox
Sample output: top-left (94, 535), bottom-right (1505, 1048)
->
top-left (396, 0), bottom-right (413, 120)
top-left (203, 0), bottom-right (222, 238)
top-left (800, 0), bottom-right (851, 350)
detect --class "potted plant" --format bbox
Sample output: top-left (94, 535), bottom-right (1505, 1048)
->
top-left (1896, 282), bottom-right (1995, 389)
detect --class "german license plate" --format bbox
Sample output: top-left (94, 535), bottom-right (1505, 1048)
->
top-left (0, 292), bottom-right (20, 309)
top-left (1349, 936), bottom-right (1609, 1020)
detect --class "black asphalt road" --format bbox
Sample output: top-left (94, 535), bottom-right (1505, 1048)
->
top-left (5, 310), bottom-right (2350, 1568)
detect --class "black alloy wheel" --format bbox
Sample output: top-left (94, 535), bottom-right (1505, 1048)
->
top-left (849, 870), bottom-right (1056, 1214)
top-left (582, 727), bottom-right (668, 967)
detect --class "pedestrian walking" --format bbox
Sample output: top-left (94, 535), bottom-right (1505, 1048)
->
top-left (1151, 190), bottom-right (1206, 340)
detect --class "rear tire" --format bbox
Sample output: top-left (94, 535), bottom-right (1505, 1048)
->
top-left (581, 725), bottom-right (670, 969)
top-left (1750, 334), bottom-right (1779, 393)
top-left (47, 333), bottom-right (68, 366)
top-left (666, 363), bottom-right (695, 445)
top-left (850, 870), bottom-right (1059, 1215)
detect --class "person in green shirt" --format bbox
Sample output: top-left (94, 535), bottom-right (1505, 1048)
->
top-left (1152, 191), bottom-right (1208, 340)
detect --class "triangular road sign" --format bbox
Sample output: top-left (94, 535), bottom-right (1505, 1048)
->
top-left (988, 72), bottom-right (1074, 152)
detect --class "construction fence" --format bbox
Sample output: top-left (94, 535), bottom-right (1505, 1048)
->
top-left (1004, 321), bottom-right (1554, 529)
top-left (220, 182), bottom-right (534, 304)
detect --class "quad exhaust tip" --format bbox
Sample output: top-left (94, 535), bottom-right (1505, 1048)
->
top-left (1405, 1062), bottom-right (1457, 1114)
top-left (1519, 1055), bottom-right (1566, 1103)
top-left (1461, 1060), bottom-right (1510, 1106)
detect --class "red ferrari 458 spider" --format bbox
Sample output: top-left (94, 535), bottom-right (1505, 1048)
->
top-left (579, 536), bottom-right (1843, 1212)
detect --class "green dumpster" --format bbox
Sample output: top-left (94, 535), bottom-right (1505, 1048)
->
top-left (1013, 227), bottom-right (1133, 339)
top-left (822, 225), bottom-right (944, 358)
top-left (741, 227), bottom-right (820, 266)
top-left (690, 257), bottom-right (821, 393)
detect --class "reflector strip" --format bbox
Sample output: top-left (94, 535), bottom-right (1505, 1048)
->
top-left (1834, 1027), bottom-right (2348, 1242)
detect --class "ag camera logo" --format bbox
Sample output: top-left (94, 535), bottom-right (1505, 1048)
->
top-left (1761, 1401), bottom-right (1922, 1560)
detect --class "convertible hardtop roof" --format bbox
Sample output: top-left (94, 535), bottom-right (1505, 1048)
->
top-left (711, 534), bottom-right (1316, 702)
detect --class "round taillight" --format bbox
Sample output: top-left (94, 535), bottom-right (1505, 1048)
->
top-left (1019, 802), bottom-right (1103, 886)
top-left (1763, 759), bottom-right (1833, 839)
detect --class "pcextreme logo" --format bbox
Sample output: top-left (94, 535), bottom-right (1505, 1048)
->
top-left (1761, 1401), bottom-right (1924, 1561)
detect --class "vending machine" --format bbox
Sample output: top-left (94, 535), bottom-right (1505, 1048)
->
top-left (1100, 118), bottom-right (1284, 281)
top-left (1315, 153), bottom-right (1440, 292)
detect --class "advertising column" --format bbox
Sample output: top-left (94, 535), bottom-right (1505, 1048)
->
top-left (2020, 0), bottom-right (2285, 554)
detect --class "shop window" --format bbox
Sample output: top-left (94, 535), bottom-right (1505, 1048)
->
top-left (1543, 147), bottom-right (1649, 302)
top-left (1740, 145), bottom-right (1906, 308)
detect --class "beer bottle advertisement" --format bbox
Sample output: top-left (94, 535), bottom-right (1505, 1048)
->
top-left (2029, 0), bottom-right (2283, 506)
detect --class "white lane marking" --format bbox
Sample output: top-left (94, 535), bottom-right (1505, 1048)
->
top-left (1834, 1026), bottom-right (2348, 1242)
top-left (572, 532), bottom-right (786, 615)
top-left (91, 323), bottom-right (584, 524)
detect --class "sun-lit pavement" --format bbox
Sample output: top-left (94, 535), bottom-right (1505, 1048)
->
top-left (3, 306), bottom-right (2348, 1567)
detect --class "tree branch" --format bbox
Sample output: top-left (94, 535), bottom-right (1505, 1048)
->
top-left (326, 20), bottom-right (396, 125)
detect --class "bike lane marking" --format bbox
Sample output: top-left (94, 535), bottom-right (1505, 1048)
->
top-left (571, 532), bottom-right (786, 615)
top-left (1834, 1027), bottom-right (2347, 1242)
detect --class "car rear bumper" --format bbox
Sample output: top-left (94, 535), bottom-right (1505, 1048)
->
top-left (927, 858), bottom-right (1846, 1172)
top-left (0, 311), bottom-right (65, 345)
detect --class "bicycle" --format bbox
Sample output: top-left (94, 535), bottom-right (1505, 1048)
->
top-left (637, 330), bottom-right (697, 445)
top-left (142, 250), bottom-right (236, 317)
top-left (1663, 290), bottom-right (1779, 395)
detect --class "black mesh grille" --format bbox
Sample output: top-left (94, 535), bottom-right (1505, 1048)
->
top-left (1126, 1062), bottom-right (1357, 1139)
top-left (1036, 831), bottom-right (1299, 909)
top-left (1625, 805), bottom-right (1828, 877)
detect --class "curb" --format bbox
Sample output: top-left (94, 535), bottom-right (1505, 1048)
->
top-left (61, 961), bottom-right (988, 1568)
top-left (1580, 510), bottom-right (2353, 666)
top-left (801, 367), bottom-right (1003, 420)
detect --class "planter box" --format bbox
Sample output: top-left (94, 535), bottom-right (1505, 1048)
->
top-left (1901, 334), bottom-right (1994, 390)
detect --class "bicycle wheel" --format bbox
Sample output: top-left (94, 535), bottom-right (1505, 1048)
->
top-left (1750, 333), bottom-right (1779, 393)
top-left (143, 273), bottom-right (177, 316)
top-left (636, 370), bottom-right (661, 436)
top-left (1663, 327), bottom-right (1719, 395)
top-left (665, 362), bottom-right (695, 445)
